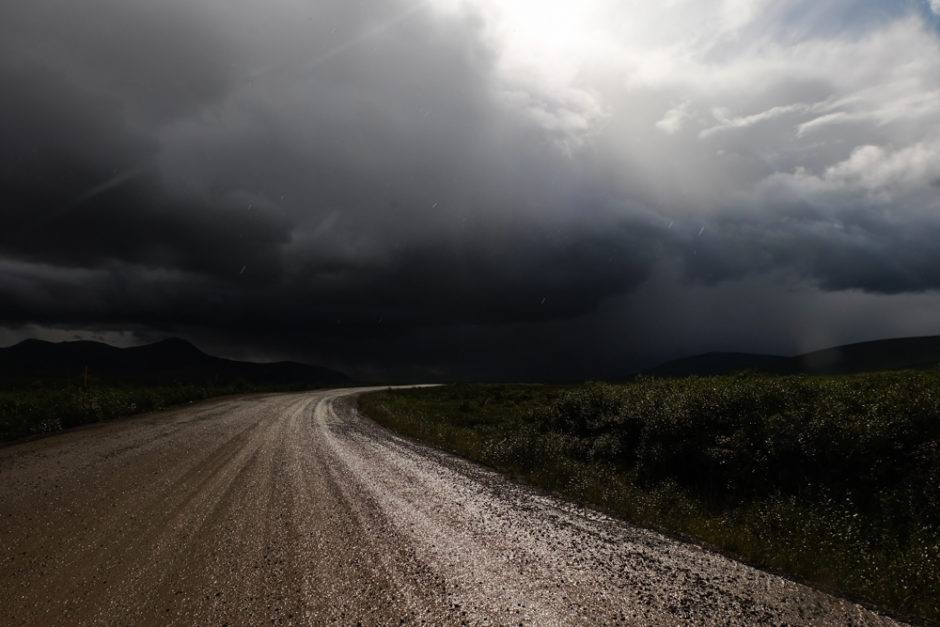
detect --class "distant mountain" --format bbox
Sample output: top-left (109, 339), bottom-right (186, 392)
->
top-left (0, 338), bottom-right (347, 385)
top-left (646, 335), bottom-right (940, 377)
top-left (645, 352), bottom-right (791, 377)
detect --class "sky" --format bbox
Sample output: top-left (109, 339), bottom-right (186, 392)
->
top-left (2, 0), bottom-right (940, 380)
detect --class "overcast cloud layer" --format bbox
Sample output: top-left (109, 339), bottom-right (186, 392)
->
top-left (2, 0), bottom-right (940, 379)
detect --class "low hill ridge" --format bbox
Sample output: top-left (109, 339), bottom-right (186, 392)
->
top-left (0, 338), bottom-right (347, 385)
top-left (647, 335), bottom-right (940, 377)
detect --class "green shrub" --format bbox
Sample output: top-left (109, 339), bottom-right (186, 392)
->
top-left (361, 372), bottom-right (940, 622)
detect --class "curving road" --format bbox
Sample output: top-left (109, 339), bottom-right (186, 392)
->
top-left (0, 388), bottom-right (905, 626)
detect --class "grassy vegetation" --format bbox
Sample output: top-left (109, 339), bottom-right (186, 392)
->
top-left (360, 374), bottom-right (940, 623)
top-left (0, 380), bottom-right (317, 442)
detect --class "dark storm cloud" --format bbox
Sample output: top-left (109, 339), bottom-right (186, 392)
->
top-left (2, 0), bottom-right (940, 378)
top-left (676, 207), bottom-right (940, 294)
top-left (0, 0), bottom-right (237, 123)
top-left (1, 1), bottom-right (651, 336)
top-left (0, 215), bottom-right (659, 333)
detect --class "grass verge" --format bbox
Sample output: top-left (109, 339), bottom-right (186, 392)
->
top-left (0, 380), bottom-right (323, 442)
top-left (360, 375), bottom-right (940, 624)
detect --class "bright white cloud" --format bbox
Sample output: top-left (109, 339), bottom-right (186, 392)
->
top-left (428, 0), bottom-right (940, 215)
top-left (764, 142), bottom-right (940, 202)
top-left (718, 0), bottom-right (772, 34)
top-left (700, 103), bottom-right (809, 138)
top-left (656, 102), bottom-right (692, 134)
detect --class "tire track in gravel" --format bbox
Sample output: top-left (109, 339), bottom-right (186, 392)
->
top-left (0, 388), bottom-right (909, 626)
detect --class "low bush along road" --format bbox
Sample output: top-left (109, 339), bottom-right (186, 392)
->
top-left (0, 388), bottom-right (908, 625)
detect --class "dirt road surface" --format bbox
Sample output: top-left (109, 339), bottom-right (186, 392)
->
top-left (0, 388), bottom-right (906, 625)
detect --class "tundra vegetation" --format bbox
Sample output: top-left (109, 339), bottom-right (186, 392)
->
top-left (360, 373), bottom-right (940, 623)
top-left (0, 380), bottom-right (318, 442)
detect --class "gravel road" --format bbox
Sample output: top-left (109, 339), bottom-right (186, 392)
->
top-left (0, 388), bottom-right (907, 626)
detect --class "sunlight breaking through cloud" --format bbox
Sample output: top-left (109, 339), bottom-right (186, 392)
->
top-left (2, 0), bottom-right (940, 377)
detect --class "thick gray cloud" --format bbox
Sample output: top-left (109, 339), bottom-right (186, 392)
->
top-left (2, 0), bottom-right (940, 378)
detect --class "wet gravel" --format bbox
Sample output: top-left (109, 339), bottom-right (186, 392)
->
top-left (0, 388), bottom-right (907, 625)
